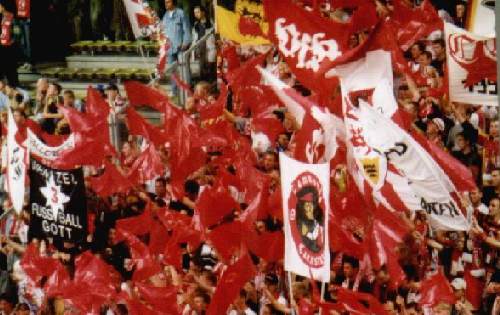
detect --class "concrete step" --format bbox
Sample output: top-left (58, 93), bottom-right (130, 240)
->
top-left (66, 55), bottom-right (157, 70)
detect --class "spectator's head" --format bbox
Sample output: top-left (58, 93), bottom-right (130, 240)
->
top-left (14, 303), bottom-right (30, 315)
top-left (155, 177), bottom-right (167, 198)
top-left (47, 82), bottom-right (62, 97)
top-left (489, 197), bottom-right (500, 216)
top-left (432, 39), bottom-right (446, 59)
top-left (36, 77), bottom-right (49, 93)
top-left (4, 82), bottom-right (17, 97)
top-left (384, 300), bottom-right (397, 315)
top-left (63, 90), bottom-right (75, 107)
top-left (410, 41), bottom-right (425, 60)
top-left (192, 290), bottom-right (210, 313)
top-left (194, 5), bottom-right (207, 21)
top-left (233, 289), bottom-right (248, 311)
top-left (261, 151), bottom-right (277, 173)
top-left (0, 80), bottom-right (6, 92)
top-left (451, 277), bottom-right (466, 299)
top-left (489, 121), bottom-right (499, 137)
top-left (491, 168), bottom-right (500, 187)
top-left (194, 81), bottom-right (210, 100)
top-left (265, 273), bottom-right (279, 292)
top-left (165, 0), bottom-right (176, 11)
top-left (433, 302), bottom-right (452, 315)
top-left (0, 294), bottom-right (16, 314)
top-left (469, 188), bottom-right (483, 206)
top-left (455, 1), bottom-right (466, 18)
top-left (105, 83), bottom-right (120, 101)
top-left (418, 51), bottom-right (433, 66)
top-left (342, 256), bottom-right (359, 279)
top-left (426, 118), bottom-right (444, 138)
top-left (12, 108), bottom-right (26, 125)
top-left (375, 266), bottom-right (390, 284)
top-left (455, 132), bottom-right (470, 152)
top-left (184, 179), bottom-right (200, 200)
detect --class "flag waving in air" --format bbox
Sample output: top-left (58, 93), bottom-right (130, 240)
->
top-left (280, 152), bottom-right (330, 282)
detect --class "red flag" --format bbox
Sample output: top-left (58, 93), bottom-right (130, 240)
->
top-left (369, 206), bottom-right (409, 287)
top-left (135, 282), bottom-right (180, 314)
top-left (226, 53), bottom-right (267, 95)
top-left (239, 15), bottom-right (264, 37)
top-left (419, 271), bottom-right (457, 307)
top-left (126, 107), bottom-right (168, 147)
top-left (200, 83), bottom-right (227, 123)
top-left (171, 73), bottom-right (193, 96)
top-left (124, 80), bottom-right (171, 111)
top-left (207, 253), bottom-right (256, 315)
top-left (246, 230), bottom-right (284, 262)
top-left (148, 220), bottom-right (169, 256)
top-left (115, 205), bottom-right (153, 240)
top-left (263, 0), bottom-right (369, 97)
top-left (127, 144), bottom-right (165, 184)
top-left (221, 45), bottom-right (240, 73)
top-left (20, 244), bottom-right (60, 285)
top-left (251, 117), bottom-right (285, 144)
top-left (336, 288), bottom-right (390, 315)
top-left (89, 160), bottom-right (133, 197)
top-left (208, 221), bottom-right (244, 261)
top-left (117, 229), bottom-right (162, 282)
top-left (43, 262), bottom-right (70, 298)
top-left (86, 86), bottom-right (110, 118)
top-left (390, 0), bottom-right (442, 51)
top-left (196, 183), bottom-right (239, 229)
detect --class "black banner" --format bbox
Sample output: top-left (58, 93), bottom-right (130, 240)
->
top-left (29, 158), bottom-right (87, 243)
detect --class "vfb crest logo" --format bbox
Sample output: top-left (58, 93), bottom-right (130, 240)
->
top-left (288, 172), bottom-right (326, 268)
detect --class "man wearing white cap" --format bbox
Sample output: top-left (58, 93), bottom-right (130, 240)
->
top-left (450, 278), bottom-right (474, 315)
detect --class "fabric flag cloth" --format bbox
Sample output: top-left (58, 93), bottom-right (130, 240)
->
top-left (124, 80), bottom-right (171, 112)
top-left (419, 271), bottom-right (457, 307)
top-left (89, 161), bottom-right (133, 197)
top-left (355, 101), bottom-right (469, 231)
top-left (279, 152), bottom-right (330, 282)
top-left (27, 129), bottom-right (75, 165)
top-left (6, 109), bottom-right (26, 214)
top-left (207, 253), bottom-right (256, 315)
top-left (263, 0), bottom-right (373, 97)
top-left (444, 22), bottom-right (497, 106)
top-left (123, 0), bottom-right (155, 38)
top-left (29, 157), bottom-right (87, 243)
top-left (214, 0), bottom-right (269, 45)
top-left (259, 67), bottom-right (340, 164)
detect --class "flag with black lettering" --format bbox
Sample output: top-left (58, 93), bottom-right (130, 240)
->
top-left (29, 158), bottom-right (87, 243)
top-left (215, 0), bottom-right (269, 45)
top-left (6, 109), bottom-right (26, 214)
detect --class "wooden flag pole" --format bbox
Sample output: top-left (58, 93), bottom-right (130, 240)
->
top-left (287, 271), bottom-right (296, 315)
top-left (318, 281), bottom-right (326, 315)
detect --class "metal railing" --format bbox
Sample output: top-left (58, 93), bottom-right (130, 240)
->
top-left (175, 28), bottom-right (215, 105)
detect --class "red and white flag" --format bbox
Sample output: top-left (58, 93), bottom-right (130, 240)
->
top-left (280, 152), bottom-right (330, 282)
top-left (123, 0), bottom-right (155, 38)
top-left (445, 22), bottom-right (497, 106)
top-left (259, 67), bottom-right (341, 163)
top-left (6, 109), bottom-right (26, 214)
top-left (356, 101), bottom-right (469, 231)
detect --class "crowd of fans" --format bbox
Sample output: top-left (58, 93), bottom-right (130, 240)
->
top-left (0, 0), bottom-right (497, 314)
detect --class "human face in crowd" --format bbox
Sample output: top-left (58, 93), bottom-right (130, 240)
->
top-left (106, 88), bottom-right (119, 102)
top-left (342, 262), bottom-right (355, 279)
top-left (194, 7), bottom-right (205, 21)
top-left (0, 4), bottom-right (4, 14)
top-left (432, 42), bottom-right (445, 59)
top-left (192, 295), bottom-right (206, 313)
top-left (63, 93), bottom-right (75, 107)
top-left (47, 83), bottom-right (60, 97)
top-left (262, 153), bottom-right (276, 172)
top-left (491, 170), bottom-right (500, 187)
top-left (0, 300), bottom-right (13, 314)
top-left (410, 44), bottom-right (422, 60)
top-left (14, 304), bottom-right (30, 315)
top-left (13, 110), bottom-right (25, 126)
top-left (165, 0), bottom-right (175, 11)
top-left (418, 53), bottom-right (431, 67)
top-left (489, 199), bottom-right (500, 216)
top-left (456, 4), bottom-right (466, 18)
top-left (490, 121), bottom-right (499, 137)
top-left (455, 135), bottom-right (467, 151)
top-left (469, 189), bottom-right (483, 206)
top-left (155, 180), bottom-right (167, 198)
top-left (426, 121), bottom-right (440, 138)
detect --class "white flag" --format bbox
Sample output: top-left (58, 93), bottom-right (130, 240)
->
top-left (6, 110), bottom-right (26, 214)
top-left (123, 0), bottom-right (155, 39)
top-left (27, 129), bottom-right (75, 162)
top-left (357, 101), bottom-right (469, 231)
top-left (445, 22), bottom-right (497, 106)
top-left (280, 152), bottom-right (330, 282)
